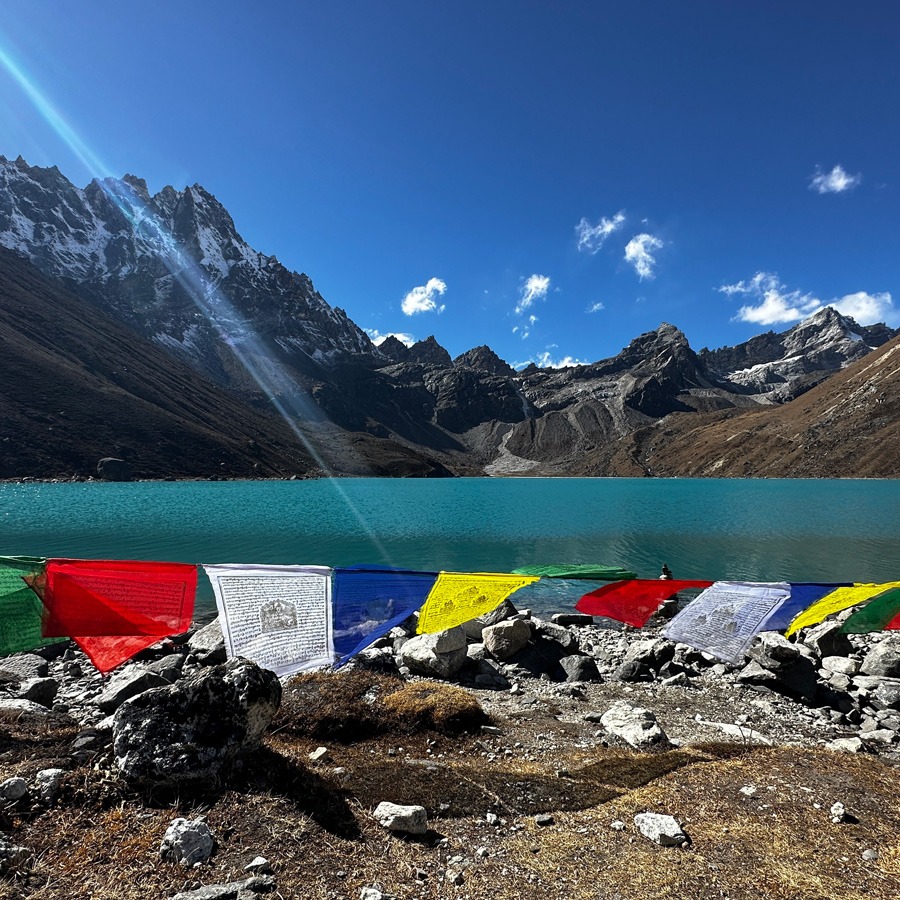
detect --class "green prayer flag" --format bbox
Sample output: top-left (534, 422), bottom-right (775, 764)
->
top-left (0, 556), bottom-right (64, 657)
top-left (511, 564), bottom-right (637, 581)
top-left (840, 587), bottom-right (900, 634)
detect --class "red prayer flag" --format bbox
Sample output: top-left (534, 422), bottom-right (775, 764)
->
top-left (887, 610), bottom-right (900, 630)
top-left (37, 560), bottom-right (197, 673)
top-left (576, 579), bottom-right (713, 628)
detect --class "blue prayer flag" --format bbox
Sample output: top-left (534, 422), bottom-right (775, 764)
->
top-left (331, 565), bottom-right (438, 666)
top-left (764, 583), bottom-right (852, 632)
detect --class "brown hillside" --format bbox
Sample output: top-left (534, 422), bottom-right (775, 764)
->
top-left (603, 334), bottom-right (900, 478)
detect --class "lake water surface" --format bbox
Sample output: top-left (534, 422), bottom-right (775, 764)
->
top-left (1, 478), bottom-right (898, 617)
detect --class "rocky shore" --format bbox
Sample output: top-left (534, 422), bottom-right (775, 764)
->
top-left (1, 603), bottom-right (900, 899)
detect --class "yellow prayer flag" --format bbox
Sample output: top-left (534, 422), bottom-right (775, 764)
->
top-left (416, 572), bottom-right (539, 634)
top-left (785, 582), bottom-right (900, 637)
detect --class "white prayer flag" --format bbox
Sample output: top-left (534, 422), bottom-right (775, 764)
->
top-left (663, 581), bottom-right (790, 665)
top-left (203, 564), bottom-right (333, 677)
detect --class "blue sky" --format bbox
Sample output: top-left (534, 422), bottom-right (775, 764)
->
top-left (1, 1), bottom-right (898, 367)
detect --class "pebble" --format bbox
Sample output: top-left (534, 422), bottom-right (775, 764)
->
top-left (534, 814), bottom-right (554, 826)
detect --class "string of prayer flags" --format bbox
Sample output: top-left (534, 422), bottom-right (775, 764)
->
top-left (0, 556), bottom-right (64, 657)
top-left (576, 579), bottom-right (713, 628)
top-left (664, 581), bottom-right (791, 665)
top-left (34, 559), bottom-right (197, 672)
top-left (785, 582), bottom-right (900, 637)
top-left (332, 565), bottom-right (438, 666)
top-left (416, 572), bottom-right (539, 634)
top-left (840, 587), bottom-right (900, 634)
top-left (512, 564), bottom-right (637, 581)
top-left (204, 564), bottom-right (333, 677)
top-left (763, 583), bottom-right (852, 632)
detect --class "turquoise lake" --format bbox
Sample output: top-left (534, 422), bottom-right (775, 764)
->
top-left (1, 478), bottom-right (898, 617)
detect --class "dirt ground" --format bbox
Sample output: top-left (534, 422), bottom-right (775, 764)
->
top-left (2, 671), bottom-right (900, 900)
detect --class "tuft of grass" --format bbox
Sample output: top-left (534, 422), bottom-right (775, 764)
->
top-left (380, 681), bottom-right (488, 735)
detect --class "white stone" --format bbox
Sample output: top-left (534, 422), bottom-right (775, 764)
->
top-left (159, 817), bottom-right (215, 866)
top-left (822, 656), bottom-right (859, 676)
top-left (600, 701), bottom-right (667, 749)
top-left (34, 768), bottom-right (65, 802)
top-left (398, 628), bottom-right (467, 678)
top-left (634, 812), bottom-right (688, 846)
top-left (826, 737), bottom-right (863, 753)
top-left (308, 746), bottom-right (330, 763)
top-left (0, 699), bottom-right (52, 721)
top-left (373, 801), bottom-right (428, 835)
top-left (482, 619), bottom-right (532, 660)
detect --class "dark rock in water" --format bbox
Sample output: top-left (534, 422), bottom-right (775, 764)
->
top-left (112, 658), bottom-right (281, 788)
top-left (96, 457), bottom-right (131, 481)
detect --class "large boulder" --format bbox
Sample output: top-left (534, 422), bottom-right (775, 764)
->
top-left (482, 619), bottom-right (532, 660)
top-left (799, 621), bottom-right (852, 660)
top-left (860, 643), bottom-right (900, 678)
top-left (112, 658), bottom-right (281, 787)
top-left (398, 628), bottom-right (467, 678)
top-left (614, 639), bottom-right (674, 682)
top-left (600, 701), bottom-right (667, 749)
top-left (460, 600), bottom-right (518, 641)
top-left (189, 618), bottom-right (227, 666)
top-left (96, 666), bottom-right (168, 713)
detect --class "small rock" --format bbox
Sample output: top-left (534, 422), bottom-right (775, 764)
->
top-left (359, 888), bottom-right (392, 900)
top-left (34, 768), bottom-right (65, 803)
top-left (860, 644), bottom-right (900, 678)
top-left (160, 817), bottom-right (215, 866)
top-left (600, 701), bottom-right (668, 749)
top-left (0, 777), bottom-right (28, 802)
top-left (633, 812), bottom-right (689, 847)
top-left (308, 746), bottom-right (330, 763)
top-left (0, 836), bottom-right (32, 874)
top-left (243, 856), bottom-right (272, 874)
top-left (559, 655), bottom-right (602, 683)
top-left (145, 653), bottom-right (186, 683)
top-left (862, 848), bottom-right (879, 862)
top-left (373, 802), bottom-right (428, 835)
top-left (18, 677), bottom-right (59, 708)
top-left (188, 618), bottom-right (227, 666)
top-left (171, 875), bottom-right (275, 899)
top-left (0, 698), bottom-right (53, 720)
top-left (534, 814), bottom-right (554, 826)
top-left (822, 656), bottom-right (859, 676)
top-left (610, 820), bottom-right (626, 831)
top-left (0, 654), bottom-right (48, 680)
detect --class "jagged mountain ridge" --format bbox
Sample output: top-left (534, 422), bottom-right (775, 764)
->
top-left (2, 155), bottom-right (897, 478)
top-left (0, 155), bottom-right (373, 393)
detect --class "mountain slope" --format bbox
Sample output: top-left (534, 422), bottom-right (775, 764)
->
top-left (605, 333), bottom-right (900, 478)
top-left (0, 249), bottom-right (446, 479)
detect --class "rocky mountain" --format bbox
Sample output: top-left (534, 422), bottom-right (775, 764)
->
top-left (603, 331), bottom-right (900, 478)
top-left (699, 307), bottom-right (895, 401)
top-left (0, 155), bottom-right (374, 394)
top-left (0, 249), bottom-right (450, 479)
top-left (2, 155), bottom-right (897, 480)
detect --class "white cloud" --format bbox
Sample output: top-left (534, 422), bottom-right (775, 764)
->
top-left (365, 328), bottom-right (416, 347)
top-left (515, 274), bottom-right (550, 314)
top-left (624, 233), bottom-right (663, 280)
top-left (719, 271), bottom-right (896, 326)
top-left (576, 211), bottom-right (625, 253)
top-left (810, 164), bottom-right (862, 194)
top-left (514, 349), bottom-right (589, 370)
top-left (587, 301), bottom-right (605, 313)
top-left (401, 277), bottom-right (447, 315)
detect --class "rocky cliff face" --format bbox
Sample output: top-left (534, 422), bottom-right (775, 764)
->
top-left (0, 156), bottom-right (374, 393)
top-left (699, 307), bottom-right (896, 401)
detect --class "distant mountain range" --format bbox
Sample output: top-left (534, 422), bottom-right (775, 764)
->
top-left (1, 155), bottom-right (897, 479)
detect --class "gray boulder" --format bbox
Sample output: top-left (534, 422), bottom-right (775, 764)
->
top-left (112, 658), bottom-right (281, 787)
top-left (34, 768), bottom-right (65, 803)
top-left (96, 457), bottom-right (132, 482)
top-left (860, 644), bottom-right (900, 678)
top-left (0, 653), bottom-right (48, 680)
top-left (160, 817), bottom-right (215, 866)
top-left (0, 777), bottom-right (28, 802)
top-left (634, 812), bottom-right (688, 846)
top-left (559, 655), bottom-right (601, 683)
top-left (873, 681), bottom-right (900, 711)
top-left (534, 620), bottom-right (579, 654)
top-left (460, 599), bottom-right (518, 641)
top-left (0, 699), bottom-right (53, 720)
top-left (96, 666), bottom-right (169, 713)
top-left (800, 621), bottom-right (852, 659)
top-left (18, 677), bottom-right (59, 707)
top-left (189, 618), bottom-right (227, 665)
top-left (614, 639), bottom-right (674, 682)
top-left (749, 632), bottom-right (803, 670)
top-left (399, 628), bottom-right (467, 678)
top-left (822, 656), bottom-right (859, 676)
top-left (600, 701), bottom-right (667, 749)
top-left (145, 653), bottom-right (186, 683)
top-left (373, 801), bottom-right (428, 835)
top-left (482, 619), bottom-right (532, 660)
